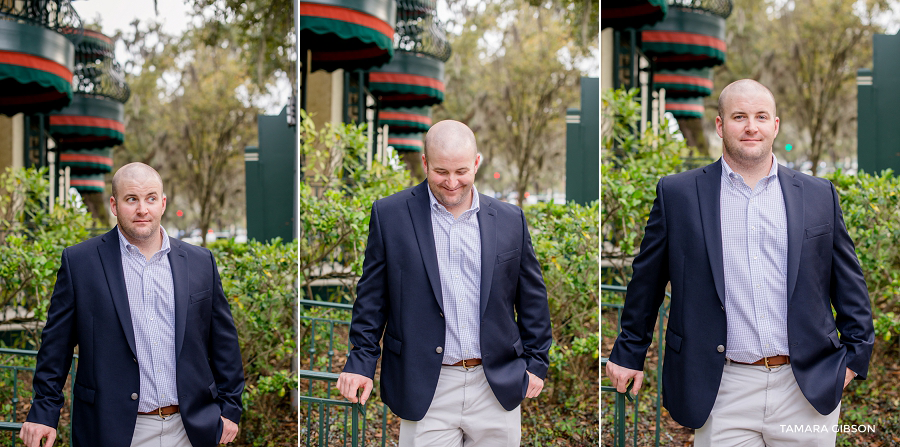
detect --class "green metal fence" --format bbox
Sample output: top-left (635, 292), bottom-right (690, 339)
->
top-left (0, 348), bottom-right (76, 447)
top-left (601, 284), bottom-right (669, 447)
top-left (299, 299), bottom-right (391, 446)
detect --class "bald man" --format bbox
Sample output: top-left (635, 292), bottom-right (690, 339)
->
top-left (605, 80), bottom-right (873, 446)
top-left (21, 163), bottom-right (244, 447)
top-left (337, 120), bottom-right (552, 446)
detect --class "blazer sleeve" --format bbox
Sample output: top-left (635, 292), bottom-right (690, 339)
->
top-left (609, 177), bottom-right (671, 371)
top-left (343, 200), bottom-right (389, 379)
top-left (26, 249), bottom-right (78, 428)
top-left (207, 250), bottom-right (245, 424)
top-left (515, 208), bottom-right (553, 380)
top-left (828, 182), bottom-right (875, 379)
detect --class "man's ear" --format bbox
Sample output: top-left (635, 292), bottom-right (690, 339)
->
top-left (109, 196), bottom-right (117, 217)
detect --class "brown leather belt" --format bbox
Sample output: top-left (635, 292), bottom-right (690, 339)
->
top-left (731, 355), bottom-right (790, 369)
top-left (445, 358), bottom-right (482, 369)
top-left (138, 405), bottom-right (179, 417)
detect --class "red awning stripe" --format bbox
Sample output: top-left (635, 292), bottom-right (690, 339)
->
top-left (380, 112), bottom-right (431, 124)
top-left (654, 74), bottom-right (713, 88)
top-left (370, 72), bottom-right (444, 90)
top-left (59, 154), bottom-right (113, 164)
top-left (642, 31), bottom-right (726, 51)
top-left (0, 51), bottom-right (72, 81)
top-left (82, 29), bottom-right (113, 45)
top-left (299, 3), bottom-right (393, 38)
top-left (666, 103), bottom-right (705, 112)
top-left (388, 138), bottom-right (424, 147)
top-left (70, 179), bottom-right (105, 187)
top-left (49, 115), bottom-right (125, 132)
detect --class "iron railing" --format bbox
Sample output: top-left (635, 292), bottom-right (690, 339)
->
top-left (69, 30), bottom-right (131, 104)
top-left (394, 0), bottom-right (451, 62)
top-left (0, 0), bottom-right (82, 37)
top-left (601, 284), bottom-right (669, 447)
top-left (0, 348), bottom-right (76, 447)
top-left (299, 299), bottom-right (391, 446)
top-left (668, 0), bottom-right (733, 19)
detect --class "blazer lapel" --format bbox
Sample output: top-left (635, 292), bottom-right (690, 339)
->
top-left (407, 182), bottom-right (445, 313)
top-left (697, 160), bottom-right (726, 307)
top-left (778, 165), bottom-right (804, 304)
top-left (97, 227), bottom-right (137, 358)
top-left (476, 195), bottom-right (497, 318)
top-left (168, 239), bottom-right (190, 360)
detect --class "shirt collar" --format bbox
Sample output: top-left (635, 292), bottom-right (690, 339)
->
top-left (721, 153), bottom-right (779, 183)
top-left (427, 183), bottom-right (480, 215)
top-left (118, 225), bottom-right (171, 258)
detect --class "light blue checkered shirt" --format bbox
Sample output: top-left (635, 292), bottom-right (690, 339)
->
top-left (117, 226), bottom-right (179, 412)
top-left (428, 185), bottom-right (483, 364)
top-left (720, 155), bottom-right (790, 363)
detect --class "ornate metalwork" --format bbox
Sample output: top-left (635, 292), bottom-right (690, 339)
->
top-left (394, 3), bottom-right (451, 62)
top-left (0, 0), bottom-right (83, 37)
top-left (397, 0), bottom-right (436, 15)
top-left (668, 0), bottom-right (732, 19)
top-left (69, 30), bottom-right (131, 103)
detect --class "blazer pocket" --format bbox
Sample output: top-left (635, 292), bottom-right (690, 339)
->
top-left (513, 338), bottom-right (524, 357)
top-left (827, 328), bottom-right (842, 349)
top-left (666, 330), bottom-right (683, 353)
top-left (208, 380), bottom-right (219, 399)
top-left (190, 289), bottom-right (212, 303)
top-left (74, 383), bottom-right (95, 404)
top-left (805, 223), bottom-right (832, 239)
top-left (497, 248), bottom-right (520, 265)
top-left (384, 332), bottom-right (402, 355)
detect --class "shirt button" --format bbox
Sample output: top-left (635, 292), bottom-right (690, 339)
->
top-left (717, 345), bottom-right (725, 353)
top-left (131, 393), bottom-right (138, 400)
top-left (436, 346), bottom-right (443, 354)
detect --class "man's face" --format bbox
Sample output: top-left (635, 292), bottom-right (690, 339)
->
top-left (423, 147), bottom-right (480, 211)
top-left (110, 175), bottom-right (166, 244)
top-left (716, 91), bottom-right (779, 165)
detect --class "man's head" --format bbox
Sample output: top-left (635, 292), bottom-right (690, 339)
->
top-left (716, 79), bottom-right (779, 167)
top-left (110, 163), bottom-right (166, 245)
top-left (422, 120), bottom-right (481, 212)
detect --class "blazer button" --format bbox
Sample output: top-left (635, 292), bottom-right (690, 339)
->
top-left (133, 357), bottom-right (137, 363)
top-left (436, 346), bottom-right (443, 354)
top-left (131, 393), bottom-right (138, 400)
top-left (716, 345), bottom-right (725, 353)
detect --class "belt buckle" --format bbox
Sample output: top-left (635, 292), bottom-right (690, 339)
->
top-left (462, 359), bottom-right (471, 370)
top-left (158, 406), bottom-right (173, 420)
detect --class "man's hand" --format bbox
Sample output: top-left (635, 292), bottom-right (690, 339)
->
top-left (19, 422), bottom-right (56, 447)
top-left (219, 416), bottom-right (239, 444)
top-left (337, 372), bottom-right (374, 405)
top-left (525, 371), bottom-right (544, 398)
top-left (843, 367), bottom-right (856, 389)
top-left (605, 360), bottom-right (644, 395)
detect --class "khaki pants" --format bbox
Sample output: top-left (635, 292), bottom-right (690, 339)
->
top-left (131, 412), bottom-right (193, 447)
top-left (399, 365), bottom-right (521, 447)
top-left (695, 362), bottom-right (840, 447)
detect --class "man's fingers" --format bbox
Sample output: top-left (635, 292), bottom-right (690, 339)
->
top-left (359, 379), bottom-right (373, 405)
top-left (631, 374), bottom-right (644, 395)
top-left (45, 430), bottom-right (56, 447)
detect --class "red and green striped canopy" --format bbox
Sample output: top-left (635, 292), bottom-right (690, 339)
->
top-left (655, 68), bottom-right (713, 98)
top-left (641, 7), bottom-right (726, 70)
top-left (300, 0), bottom-right (396, 72)
top-left (369, 51), bottom-right (445, 107)
top-left (70, 173), bottom-right (106, 193)
top-left (0, 21), bottom-right (74, 116)
top-left (602, 0), bottom-right (668, 30)
top-left (59, 147), bottom-right (113, 174)
top-left (666, 97), bottom-right (705, 118)
top-left (49, 95), bottom-right (125, 150)
top-left (380, 106), bottom-right (432, 133)
top-left (388, 132), bottom-right (424, 152)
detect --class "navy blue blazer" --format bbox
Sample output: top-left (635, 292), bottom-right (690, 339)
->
top-left (26, 227), bottom-right (244, 447)
top-left (343, 181), bottom-right (553, 421)
top-left (610, 160), bottom-right (874, 429)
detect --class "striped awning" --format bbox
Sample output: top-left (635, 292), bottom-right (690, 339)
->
top-left (388, 132), bottom-right (424, 152)
top-left (59, 147), bottom-right (113, 174)
top-left (666, 97), bottom-right (705, 118)
top-left (300, 0), bottom-right (396, 72)
top-left (602, 0), bottom-right (667, 30)
top-left (380, 106), bottom-right (432, 133)
top-left (641, 7), bottom-right (726, 70)
top-left (0, 21), bottom-right (74, 116)
top-left (70, 172), bottom-right (105, 193)
top-left (655, 68), bottom-right (713, 98)
top-left (49, 95), bottom-right (125, 150)
top-left (369, 51), bottom-right (444, 107)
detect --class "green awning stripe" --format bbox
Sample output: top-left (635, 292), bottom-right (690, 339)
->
top-left (301, 16), bottom-right (393, 53)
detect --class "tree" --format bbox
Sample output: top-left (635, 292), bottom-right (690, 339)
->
top-left (437, 0), bottom-right (586, 206)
